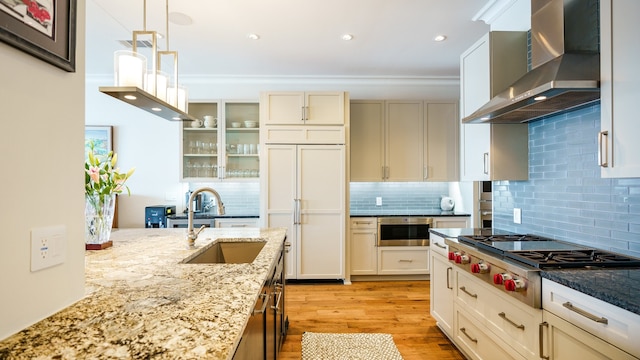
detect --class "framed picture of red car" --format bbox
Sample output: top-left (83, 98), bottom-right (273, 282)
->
top-left (0, 0), bottom-right (76, 72)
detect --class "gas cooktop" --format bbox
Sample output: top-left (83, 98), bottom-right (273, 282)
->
top-left (505, 249), bottom-right (640, 269)
top-left (457, 234), bottom-right (640, 270)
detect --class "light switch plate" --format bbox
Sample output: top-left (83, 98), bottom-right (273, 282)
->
top-left (513, 208), bottom-right (522, 224)
top-left (31, 225), bottom-right (66, 272)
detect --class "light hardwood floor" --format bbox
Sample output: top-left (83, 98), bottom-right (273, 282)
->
top-left (279, 280), bottom-right (465, 360)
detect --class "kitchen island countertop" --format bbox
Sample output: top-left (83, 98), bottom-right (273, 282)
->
top-left (0, 227), bottom-right (287, 359)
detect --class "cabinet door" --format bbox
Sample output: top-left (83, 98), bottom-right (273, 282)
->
top-left (377, 247), bottom-right (429, 275)
top-left (461, 124), bottom-right (491, 181)
top-left (600, 0), bottom-right (640, 178)
top-left (350, 218), bottom-right (378, 275)
top-left (386, 101), bottom-right (424, 181)
top-left (461, 34), bottom-right (491, 118)
top-left (262, 92), bottom-right (305, 125)
top-left (425, 102), bottom-right (459, 181)
top-left (542, 311), bottom-right (638, 360)
top-left (263, 145), bottom-right (297, 279)
top-left (430, 252), bottom-right (454, 337)
top-left (223, 101), bottom-right (260, 180)
top-left (432, 217), bottom-right (469, 228)
top-left (350, 101), bottom-right (384, 181)
top-left (297, 145), bottom-right (345, 279)
top-left (181, 102), bottom-right (220, 181)
top-left (306, 92), bottom-right (345, 125)
top-left (214, 218), bottom-right (258, 228)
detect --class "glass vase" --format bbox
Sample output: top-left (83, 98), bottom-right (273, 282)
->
top-left (85, 194), bottom-right (116, 249)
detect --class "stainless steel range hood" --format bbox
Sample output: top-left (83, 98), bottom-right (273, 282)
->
top-left (463, 0), bottom-right (600, 124)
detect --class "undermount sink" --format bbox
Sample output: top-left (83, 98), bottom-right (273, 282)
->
top-left (182, 240), bottom-right (266, 264)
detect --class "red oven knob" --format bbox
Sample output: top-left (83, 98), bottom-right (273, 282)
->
top-left (456, 254), bottom-right (470, 264)
top-left (471, 262), bottom-right (490, 274)
top-left (448, 251), bottom-right (458, 261)
top-left (493, 273), bottom-right (512, 285)
top-left (504, 278), bottom-right (526, 292)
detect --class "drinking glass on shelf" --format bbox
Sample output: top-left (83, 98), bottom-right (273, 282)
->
top-left (188, 140), bottom-right (196, 154)
top-left (192, 163), bottom-right (201, 177)
top-left (249, 144), bottom-right (256, 154)
top-left (250, 169), bottom-right (258, 177)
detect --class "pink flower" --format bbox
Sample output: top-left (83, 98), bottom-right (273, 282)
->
top-left (87, 166), bottom-right (100, 183)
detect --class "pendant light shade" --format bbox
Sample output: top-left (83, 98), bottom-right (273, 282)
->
top-left (100, 0), bottom-right (193, 122)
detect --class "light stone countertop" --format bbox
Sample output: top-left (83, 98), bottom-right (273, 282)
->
top-left (0, 227), bottom-right (287, 360)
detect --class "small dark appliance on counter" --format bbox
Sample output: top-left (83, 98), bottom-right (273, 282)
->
top-left (145, 205), bottom-right (176, 228)
top-left (185, 191), bottom-right (204, 213)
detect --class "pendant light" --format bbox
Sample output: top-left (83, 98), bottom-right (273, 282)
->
top-left (100, 0), bottom-right (193, 121)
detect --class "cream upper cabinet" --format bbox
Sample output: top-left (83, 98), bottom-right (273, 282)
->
top-left (600, 0), bottom-right (640, 178)
top-left (459, 31), bottom-right (529, 181)
top-left (424, 102), bottom-right (459, 181)
top-left (386, 101), bottom-right (424, 181)
top-left (350, 101), bottom-right (385, 181)
top-left (350, 100), bottom-right (459, 182)
top-left (261, 91), bottom-right (345, 125)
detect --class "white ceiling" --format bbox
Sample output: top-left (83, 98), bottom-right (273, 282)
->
top-left (86, 0), bottom-right (492, 79)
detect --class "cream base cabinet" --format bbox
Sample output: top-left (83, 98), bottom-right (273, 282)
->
top-left (432, 216), bottom-right (470, 229)
top-left (262, 144), bottom-right (345, 280)
top-left (349, 218), bottom-right (378, 275)
top-left (541, 311), bottom-right (638, 360)
top-left (430, 233), bottom-right (454, 337)
top-left (261, 92), bottom-right (345, 126)
top-left (600, 0), bottom-right (640, 178)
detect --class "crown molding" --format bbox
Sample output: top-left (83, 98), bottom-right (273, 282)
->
top-left (86, 74), bottom-right (459, 86)
top-left (472, 0), bottom-right (518, 24)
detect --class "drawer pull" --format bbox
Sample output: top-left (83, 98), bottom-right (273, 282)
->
top-left (435, 242), bottom-right (447, 249)
top-left (499, 312), bottom-right (525, 330)
top-left (562, 302), bottom-right (608, 324)
top-left (355, 221), bottom-right (372, 225)
top-left (459, 286), bottom-right (478, 298)
top-left (460, 327), bottom-right (478, 343)
top-left (539, 322), bottom-right (550, 360)
top-left (399, 259), bottom-right (414, 263)
top-left (446, 267), bottom-right (452, 289)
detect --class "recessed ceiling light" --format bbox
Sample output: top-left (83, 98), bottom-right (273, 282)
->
top-left (341, 34), bottom-right (354, 41)
top-left (434, 35), bottom-right (447, 42)
top-left (247, 33), bottom-right (260, 40)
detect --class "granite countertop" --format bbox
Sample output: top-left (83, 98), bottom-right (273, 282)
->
top-left (541, 268), bottom-right (640, 315)
top-left (350, 210), bottom-right (471, 217)
top-left (0, 227), bottom-right (287, 359)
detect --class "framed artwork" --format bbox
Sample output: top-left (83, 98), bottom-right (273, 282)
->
top-left (85, 126), bottom-right (113, 160)
top-left (0, 0), bottom-right (77, 72)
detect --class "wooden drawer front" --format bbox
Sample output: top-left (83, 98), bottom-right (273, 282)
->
top-left (542, 279), bottom-right (640, 357)
top-left (429, 233), bottom-right (449, 257)
top-left (456, 269), bottom-right (541, 359)
top-left (263, 126), bottom-right (345, 144)
top-left (350, 218), bottom-right (377, 230)
top-left (377, 247), bottom-right (429, 274)
top-left (454, 307), bottom-right (525, 360)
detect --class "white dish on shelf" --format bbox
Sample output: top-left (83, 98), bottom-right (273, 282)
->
top-left (230, 122), bottom-right (242, 128)
top-left (243, 120), bottom-right (258, 128)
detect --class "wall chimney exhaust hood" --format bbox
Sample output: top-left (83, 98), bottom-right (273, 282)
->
top-left (463, 0), bottom-right (600, 124)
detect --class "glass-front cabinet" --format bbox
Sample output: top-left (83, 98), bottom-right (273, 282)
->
top-left (180, 101), bottom-right (259, 181)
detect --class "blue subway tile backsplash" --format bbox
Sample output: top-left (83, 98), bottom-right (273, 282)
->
top-left (493, 103), bottom-right (640, 257)
top-left (350, 182), bottom-right (450, 215)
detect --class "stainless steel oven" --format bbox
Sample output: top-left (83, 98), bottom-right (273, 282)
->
top-left (377, 217), bottom-right (432, 246)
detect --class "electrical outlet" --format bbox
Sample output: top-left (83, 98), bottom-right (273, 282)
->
top-left (513, 208), bottom-right (522, 224)
top-left (31, 225), bottom-right (66, 272)
top-left (376, 197), bottom-right (382, 206)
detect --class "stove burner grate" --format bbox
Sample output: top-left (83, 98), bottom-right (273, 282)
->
top-left (506, 249), bottom-right (640, 269)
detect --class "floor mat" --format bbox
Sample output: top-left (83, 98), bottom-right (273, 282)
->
top-left (301, 332), bottom-right (403, 360)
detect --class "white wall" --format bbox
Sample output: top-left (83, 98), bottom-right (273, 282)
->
top-left (86, 75), bottom-right (460, 228)
top-left (0, 1), bottom-right (86, 340)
